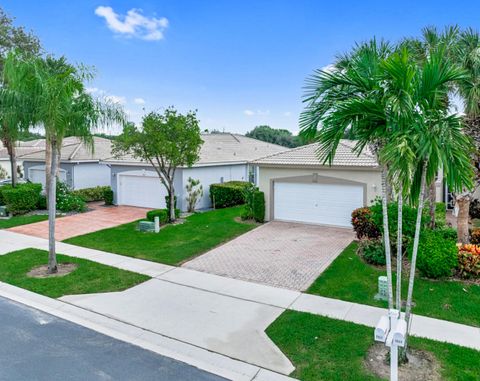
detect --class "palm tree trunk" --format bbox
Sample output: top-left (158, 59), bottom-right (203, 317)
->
top-left (47, 141), bottom-right (58, 274)
top-left (45, 139), bottom-right (52, 204)
top-left (404, 162), bottom-right (428, 343)
top-left (428, 180), bottom-right (436, 229)
top-left (381, 166), bottom-right (394, 310)
top-left (396, 185), bottom-right (403, 311)
top-left (6, 141), bottom-right (18, 187)
top-left (456, 195), bottom-right (470, 244)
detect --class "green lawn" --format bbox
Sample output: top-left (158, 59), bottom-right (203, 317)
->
top-left (0, 248), bottom-right (149, 298)
top-left (308, 242), bottom-right (480, 327)
top-left (267, 310), bottom-right (480, 381)
top-left (0, 214), bottom-right (48, 229)
top-left (64, 206), bottom-right (256, 265)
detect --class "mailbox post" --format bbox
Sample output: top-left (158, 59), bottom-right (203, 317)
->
top-left (374, 309), bottom-right (407, 381)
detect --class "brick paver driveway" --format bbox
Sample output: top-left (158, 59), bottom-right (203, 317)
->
top-left (184, 221), bottom-right (354, 291)
top-left (8, 203), bottom-right (150, 241)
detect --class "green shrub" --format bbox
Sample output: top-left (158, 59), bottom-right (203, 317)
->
top-left (146, 208), bottom-right (180, 223)
top-left (103, 188), bottom-right (114, 205)
top-left (434, 202), bottom-right (447, 228)
top-left (146, 209), bottom-right (168, 224)
top-left (351, 207), bottom-right (380, 239)
top-left (436, 227), bottom-right (458, 242)
top-left (252, 191), bottom-right (265, 223)
top-left (357, 238), bottom-right (385, 266)
top-left (0, 185), bottom-right (9, 205)
top-left (370, 199), bottom-right (430, 243)
top-left (37, 195), bottom-right (47, 210)
top-left (56, 182), bottom-right (86, 213)
top-left (2, 183), bottom-right (42, 215)
top-left (417, 229), bottom-right (458, 279)
top-left (73, 186), bottom-right (111, 202)
top-left (210, 181), bottom-right (251, 208)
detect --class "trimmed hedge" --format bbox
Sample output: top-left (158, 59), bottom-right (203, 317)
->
top-left (417, 229), bottom-right (458, 279)
top-left (252, 191), bottom-right (265, 223)
top-left (103, 188), bottom-right (114, 205)
top-left (73, 186), bottom-right (111, 202)
top-left (146, 208), bottom-right (179, 223)
top-left (2, 183), bottom-right (42, 215)
top-left (210, 181), bottom-right (250, 208)
top-left (147, 209), bottom-right (168, 224)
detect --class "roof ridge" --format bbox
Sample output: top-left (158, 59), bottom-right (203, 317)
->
top-left (338, 140), bottom-right (374, 159)
top-left (68, 141), bottom-right (83, 160)
top-left (252, 143), bottom-right (308, 162)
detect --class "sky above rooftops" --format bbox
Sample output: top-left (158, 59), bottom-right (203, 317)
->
top-left (3, 0), bottom-right (479, 134)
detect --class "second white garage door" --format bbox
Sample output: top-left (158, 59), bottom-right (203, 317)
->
top-left (118, 171), bottom-right (167, 209)
top-left (273, 181), bottom-right (364, 227)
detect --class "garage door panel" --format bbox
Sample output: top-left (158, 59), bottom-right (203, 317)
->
top-left (118, 173), bottom-right (167, 209)
top-left (274, 182), bottom-right (363, 227)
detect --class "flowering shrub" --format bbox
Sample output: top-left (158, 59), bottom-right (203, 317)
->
top-left (458, 244), bottom-right (480, 278)
top-left (351, 207), bottom-right (380, 239)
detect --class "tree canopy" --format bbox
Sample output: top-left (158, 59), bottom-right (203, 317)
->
top-left (113, 107), bottom-right (203, 221)
top-left (245, 125), bottom-right (307, 148)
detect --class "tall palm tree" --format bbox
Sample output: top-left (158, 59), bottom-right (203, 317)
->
top-left (380, 46), bottom-right (474, 353)
top-left (453, 28), bottom-right (480, 243)
top-left (300, 39), bottom-right (397, 309)
top-left (3, 52), bottom-right (124, 273)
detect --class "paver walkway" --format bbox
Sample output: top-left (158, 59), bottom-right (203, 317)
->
top-left (7, 203), bottom-right (150, 240)
top-left (1, 230), bottom-right (479, 379)
top-left (184, 221), bottom-right (354, 291)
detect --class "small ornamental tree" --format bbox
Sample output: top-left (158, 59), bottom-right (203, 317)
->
top-left (114, 108), bottom-right (203, 221)
top-left (185, 177), bottom-right (203, 212)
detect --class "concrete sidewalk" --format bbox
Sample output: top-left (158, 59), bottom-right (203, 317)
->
top-left (1, 229), bottom-right (479, 379)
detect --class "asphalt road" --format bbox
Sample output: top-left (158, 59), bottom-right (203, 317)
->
top-left (0, 296), bottom-right (228, 381)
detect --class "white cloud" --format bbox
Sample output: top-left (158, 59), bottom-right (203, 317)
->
top-left (105, 95), bottom-right (127, 105)
top-left (134, 97), bottom-right (146, 105)
top-left (95, 6), bottom-right (169, 41)
top-left (86, 87), bottom-right (99, 94)
top-left (321, 64), bottom-right (335, 73)
top-left (243, 109), bottom-right (270, 116)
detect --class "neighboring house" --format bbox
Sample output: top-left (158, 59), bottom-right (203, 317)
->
top-left (251, 140), bottom-right (382, 228)
top-left (0, 139), bottom-right (46, 180)
top-left (20, 136), bottom-right (112, 190)
top-left (103, 133), bottom-right (287, 211)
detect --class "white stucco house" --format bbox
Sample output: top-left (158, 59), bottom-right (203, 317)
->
top-left (103, 133), bottom-right (286, 211)
top-left (20, 136), bottom-right (112, 190)
top-left (251, 140), bottom-right (383, 228)
top-left (0, 139), bottom-right (45, 180)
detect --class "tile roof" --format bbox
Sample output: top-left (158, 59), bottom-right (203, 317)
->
top-left (252, 140), bottom-right (379, 168)
top-left (104, 133), bottom-right (287, 167)
top-left (0, 139), bottom-right (46, 160)
top-left (18, 136), bottom-right (112, 162)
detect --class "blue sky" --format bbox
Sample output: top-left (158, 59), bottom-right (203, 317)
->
top-left (3, 0), bottom-right (480, 134)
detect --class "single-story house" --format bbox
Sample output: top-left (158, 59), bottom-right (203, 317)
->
top-left (20, 136), bottom-right (112, 190)
top-left (0, 139), bottom-right (45, 179)
top-left (103, 133), bottom-right (287, 211)
top-left (251, 140), bottom-right (383, 228)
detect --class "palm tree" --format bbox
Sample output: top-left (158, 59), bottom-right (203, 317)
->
top-left (452, 28), bottom-right (480, 243)
top-left (300, 39), bottom-right (397, 310)
top-left (380, 46), bottom-right (474, 355)
top-left (3, 52), bottom-right (124, 273)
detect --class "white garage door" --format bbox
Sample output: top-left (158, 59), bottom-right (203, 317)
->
top-left (118, 171), bottom-right (167, 209)
top-left (274, 181), bottom-right (364, 227)
top-left (29, 166), bottom-right (67, 189)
